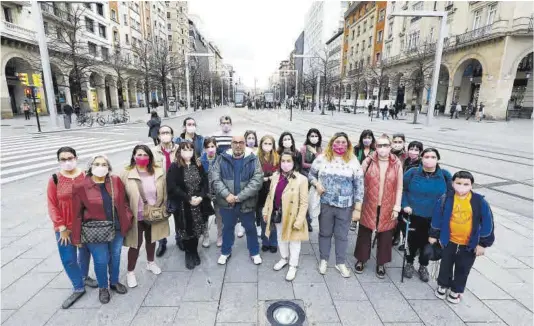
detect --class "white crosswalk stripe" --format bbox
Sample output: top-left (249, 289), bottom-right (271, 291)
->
top-left (0, 134), bottom-right (151, 185)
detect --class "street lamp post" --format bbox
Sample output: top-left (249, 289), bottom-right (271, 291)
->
top-left (389, 10), bottom-right (447, 126)
top-left (185, 52), bottom-right (215, 110)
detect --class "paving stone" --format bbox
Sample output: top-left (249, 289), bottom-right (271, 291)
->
top-left (1, 271), bottom-right (58, 310)
top-left (445, 289), bottom-right (502, 323)
top-left (324, 268), bottom-right (368, 301)
top-left (258, 278), bottom-right (295, 301)
top-left (131, 307), bottom-right (178, 326)
top-left (293, 282), bottom-right (340, 323)
top-left (1, 257), bottom-right (42, 290)
top-left (1, 310), bottom-right (16, 324)
top-left (19, 239), bottom-right (57, 259)
top-left (362, 282), bottom-right (420, 323)
top-left (1, 237), bottom-right (18, 248)
top-left (2, 288), bottom-right (71, 326)
top-left (485, 248), bottom-right (530, 269)
top-left (143, 272), bottom-right (190, 306)
top-left (508, 268), bottom-right (533, 284)
top-left (223, 255), bottom-right (258, 283)
top-left (44, 309), bottom-right (99, 326)
top-left (516, 296), bottom-right (533, 312)
top-left (355, 258), bottom-right (393, 283)
top-left (383, 323), bottom-right (424, 326)
top-left (217, 283), bottom-right (258, 323)
top-left (299, 242), bottom-right (315, 255)
top-left (515, 256), bottom-right (534, 268)
top-left (484, 299), bottom-right (534, 326)
top-left (389, 268), bottom-right (436, 300)
top-left (291, 255), bottom-right (327, 283)
top-left (33, 253), bottom-right (64, 273)
top-left (335, 300), bottom-right (381, 326)
top-left (174, 301), bottom-right (218, 325)
top-left (216, 323), bottom-right (257, 326)
top-left (409, 299), bottom-right (464, 326)
top-left (182, 267), bottom-right (224, 301)
top-left (46, 271), bottom-right (73, 289)
top-left (466, 269), bottom-right (512, 300)
top-left (472, 256), bottom-right (524, 287)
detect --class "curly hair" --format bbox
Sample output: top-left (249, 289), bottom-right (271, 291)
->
top-left (323, 132), bottom-right (354, 163)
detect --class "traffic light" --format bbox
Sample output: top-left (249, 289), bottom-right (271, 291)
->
top-left (25, 87), bottom-right (33, 99)
top-left (18, 73), bottom-right (29, 86)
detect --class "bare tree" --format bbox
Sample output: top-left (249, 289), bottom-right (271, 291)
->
top-left (109, 45), bottom-right (131, 109)
top-left (346, 62), bottom-right (365, 114)
top-left (302, 61), bottom-right (319, 109)
top-left (132, 40), bottom-right (153, 113)
top-left (151, 39), bottom-right (184, 117)
top-left (365, 59), bottom-right (391, 117)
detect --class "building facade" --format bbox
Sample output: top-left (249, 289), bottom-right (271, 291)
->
top-left (166, 1), bottom-right (189, 99)
top-left (294, 31), bottom-right (305, 94)
top-left (326, 28), bottom-right (344, 105)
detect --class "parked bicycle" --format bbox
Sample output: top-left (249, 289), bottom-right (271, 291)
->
top-left (95, 108), bottom-right (130, 126)
top-left (76, 112), bottom-right (94, 127)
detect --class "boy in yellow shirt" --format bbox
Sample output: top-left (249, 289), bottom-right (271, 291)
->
top-left (429, 171), bottom-right (495, 304)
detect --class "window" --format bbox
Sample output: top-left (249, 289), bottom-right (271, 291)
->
top-left (356, 43), bottom-right (359, 53)
top-left (167, 23), bottom-right (171, 31)
top-left (388, 21), bottom-right (393, 38)
top-left (413, 1), bottom-right (423, 11)
top-left (370, 16), bottom-right (374, 28)
top-left (125, 34), bottom-right (130, 44)
top-left (111, 9), bottom-right (117, 21)
top-left (113, 30), bottom-right (119, 42)
top-left (377, 31), bottom-right (383, 43)
top-left (386, 44), bottom-right (391, 57)
top-left (124, 14), bottom-right (128, 25)
top-left (181, 39), bottom-right (184, 44)
top-left (84, 3), bottom-right (91, 10)
top-left (351, 30), bottom-right (354, 40)
top-left (181, 28), bottom-right (184, 34)
top-left (367, 56), bottom-right (370, 65)
top-left (44, 22), bottom-right (49, 35)
top-left (379, 9), bottom-right (385, 21)
top-left (357, 26), bottom-right (360, 36)
top-left (85, 17), bottom-right (95, 33)
top-left (168, 35), bottom-right (172, 41)
top-left (98, 24), bottom-right (106, 38)
top-left (349, 63), bottom-right (353, 70)
top-left (487, 5), bottom-right (496, 25)
top-left (3, 6), bottom-right (13, 23)
top-left (168, 45), bottom-right (172, 51)
top-left (363, 21), bottom-right (367, 31)
top-left (362, 40), bottom-right (365, 49)
top-left (88, 42), bottom-right (97, 56)
top-left (376, 52), bottom-right (381, 62)
top-left (96, 3), bottom-right (104, 16)
top-left (167, 12), bottom-right (170, 18)
top-left (473, 10), bottom-right (482, 30)
top-left (400, 39), bottom-right (405, 50)
top-left (350, 46), bottom-right (354, 55)
top-left (101, 47), bottom-right (109, 60)
top-left (56, 27), bottom-right (62, 40)
top-left (368, 36), bottom-right (372, 46)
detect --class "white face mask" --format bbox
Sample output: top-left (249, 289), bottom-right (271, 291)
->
top-left (453, 184), bottom-right (472, 196)
top-left (92, 166), bottom-right (108, 177)
top-left (181, 150), bottom-right (194, 160)
top-left (377, 147), bottom-right (391, 157)
top-left (60, 160), bottom-right (77, 171)
top-left (160, 135), bottom-right (172, 143)
top-left (283, 140), bottom-right (293, 148)
top-left (392, 143), bottom-right (404, 151)
top-left (262, 144), bottom-right (273, 152)
top-left (309, 136), bottom-right (319, 145)
top-left (186, 126), bottom-right (196, 134)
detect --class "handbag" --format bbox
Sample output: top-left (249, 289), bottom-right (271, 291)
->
top-left (271, 209), bottom-right (282, 224)
top-left (81, 177), bottom-right (115, 244)
top-left (135, 179), bottom-right (167, 225)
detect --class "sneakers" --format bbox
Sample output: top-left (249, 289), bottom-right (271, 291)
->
top-left (251, 255), bottom-right (262, 265)
top-left (418, 265), bottom-right (430, 282)
top-left (146, 262), bottom-right (162, 275)
top-left (236, 223), bottom-right (245, 238)
top-left (216, 236), bottom-right (223, 247)
top-left (349, 221), bottom-right (358, 231)
top-left (376, 265), bottom-right (386, 279)
top-left (99, 288), bottom-right (110, 304)
top-left (126, 271), bottom-right (137, 288)
top-left (286, 266), bottom-right (297, 281)
top-left (319, 260), bottom-right (328, 275)
top-left (403, 263), bottom-right (415, 279)
top-left (335, 264), bottom-right (351, 278)
top-left (273, 258), bottom-right (288, 271)
top-left (447, 291), bottom-right (461, 304)
top-left (84, 276), bottom-right (98, 288)
top-left (435, 286), bottom-right (448, 300)
top-left (256, 226), bottom-right (262, 237)
top-left (110, 282), bottom-right (128, 294)
top-left (218, 254), bottom-right (231, 265)
top-left (61, 290), bottom-right (85, 309)
top-left (202, 235), bottom-right (210, 248)
top-left (354, 261), bottom-right (365, 274)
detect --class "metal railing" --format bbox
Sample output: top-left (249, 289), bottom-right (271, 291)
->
top-left (0, 20), bottom-right (36, 41)
top-left (455, 25), bottom-right (492, 45)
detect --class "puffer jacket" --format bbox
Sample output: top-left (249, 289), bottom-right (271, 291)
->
top-left (210, 148), bottom-right (263, 212)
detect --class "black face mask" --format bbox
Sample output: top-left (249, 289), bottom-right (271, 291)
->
top-left (391, 148), bottom-right (404, 155)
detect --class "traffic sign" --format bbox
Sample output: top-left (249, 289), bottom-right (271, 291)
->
top-left (32, 73), bottom-right (43, 87)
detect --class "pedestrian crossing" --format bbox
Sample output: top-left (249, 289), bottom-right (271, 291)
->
top-left (0, 134), bottom-right (150, 185)
top-left (67, 125), bottom-right (150, 136)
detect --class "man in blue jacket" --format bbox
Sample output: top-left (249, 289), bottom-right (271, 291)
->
top-left (211, 135), bottom-right (264, 265)
top-left (429, 171), bottom-right (495, 304)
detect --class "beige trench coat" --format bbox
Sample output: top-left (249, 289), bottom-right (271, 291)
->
top-left (262, 172), bottom-right (309, 242)
top-left (120, 167), bottom-right (170, 248)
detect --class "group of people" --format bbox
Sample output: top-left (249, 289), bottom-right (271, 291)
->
top-left (47, 114), bottom-right (494, 310)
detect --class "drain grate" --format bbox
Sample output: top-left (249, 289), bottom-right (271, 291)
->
top-left (266, 301), bottom-right (306, 325)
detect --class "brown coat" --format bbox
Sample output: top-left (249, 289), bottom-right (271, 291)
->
top-left (262, 172), bottom-right (309, 241)
top-left (120, 167), bottom-right (170, 248)
top-left (360, 153), bottom-right (403, 233)
top-left (152, 144), bottom-right (179, 173)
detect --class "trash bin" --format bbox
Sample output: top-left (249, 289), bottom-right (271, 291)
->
top-left (63, 114), bottom-right (71, 129)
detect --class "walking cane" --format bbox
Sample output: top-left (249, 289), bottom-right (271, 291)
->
top-left (401, 216), bottom-right (412, 283)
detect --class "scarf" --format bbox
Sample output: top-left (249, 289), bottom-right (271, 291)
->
top-left (161, 146), bottom-right (172, 171)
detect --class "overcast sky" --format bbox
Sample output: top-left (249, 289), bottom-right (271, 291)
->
top-left (188, 0), bottom-right (311, 90)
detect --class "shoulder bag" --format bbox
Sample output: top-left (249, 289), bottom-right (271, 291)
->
top-left (136, 178), bottom-right (168, 224)
top-left (81, 177), bottom-right (116, 244)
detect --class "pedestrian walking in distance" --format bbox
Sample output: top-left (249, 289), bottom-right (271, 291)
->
top-left (72, 155), bottom-right (133, 304)
top-left (166, 142), bottom-right (214, 270)
top-left (47, 147), bottom-right (97, 309)
top-left (401, 148), bottom-right (452, 282)
top-left (309, 132), bottom-right (364, 278)
top-left (354, 134), bottom-right (403, 279)
top-left (121, 145), bottom-right (170, 288)
top-left (147, 111), bottom-right (161, 146)
top-left (211, 135), bottom-right (264, 266)
top-left (430, 171), bottom-right (494, 304)
top-left (263, 150), bottom-right (309, 281)
top-left (22, 100), bottom-right (31, 120)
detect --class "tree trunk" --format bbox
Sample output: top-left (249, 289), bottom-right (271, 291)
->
top-left (162, 78), bottom-right (169, 118)
top-left (144, 76), bottom-right (150, 114)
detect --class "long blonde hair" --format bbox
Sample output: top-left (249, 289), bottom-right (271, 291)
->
top-left (257, 135), bottom-right (279, 166)
top-left (324, 132), bottom-right (354, 163)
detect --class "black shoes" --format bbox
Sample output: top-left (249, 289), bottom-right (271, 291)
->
top-left (177, 239), bottom-right (185, 252)
top-left (269, 246), bottom-right (278, 253)
top-left (62, 291), bottom-right (86, 309)
top-left (156, 243), bottom-right (167, 257)
top-left (110, 282), bottom-right (128, 294)
top-left (99, 288), bottom-right (110, 304)
top-left (84, 276), bottom-right (98, 288)
top-left (354, 261), bottom-right (364, 274)
top-left (185, 252), bottom-right (195, 270)
top-left (308, 224), bottom-right (313, 232)
top-left (376, 265), bottom-right (386, 279)
top-left (261, 245), bottom-right (270, 252)
top-left (193, 252), bottom-right (201, 266)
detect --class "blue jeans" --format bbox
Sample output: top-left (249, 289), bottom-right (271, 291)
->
top-left (220, 207), bottom-right (259, 256)
top-left (86, 232), bottom-right (124, 288)
top-left (261, 219), bottom-right (278, 247)
top-left (55, 232), bottom-right (90, 292)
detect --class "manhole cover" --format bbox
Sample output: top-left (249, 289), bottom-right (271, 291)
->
top-left (266, 301), bottom-right (306, 326)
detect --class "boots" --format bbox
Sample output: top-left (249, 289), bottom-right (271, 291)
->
top-left (185, 251), bottom-right (195, 270)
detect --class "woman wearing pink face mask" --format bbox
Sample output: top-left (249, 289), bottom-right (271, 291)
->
top-left (121, 145), bottom-right (170, 288)
top-left (401, 148), bottom-right (452, 283)
top-left (309, 132), bottom-right (364, 278)
top-left (262, 150), bottom-right (309, 281)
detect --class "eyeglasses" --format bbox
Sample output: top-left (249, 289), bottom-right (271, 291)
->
top-left (376, 144), bottom-right (390, 148)
top-left (159, 131), bottom-right (172, 135)
top-left (59, 157), bottom-right (75, 162)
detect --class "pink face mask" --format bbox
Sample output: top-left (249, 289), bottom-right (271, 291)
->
top-left (206, 148), bottom-right (216, 155)
top-left (280, 162), bottom-right (294, 173)
top-left (408, 150), bottom-right (419, 160)
top-left (422, 157), bottom-right (438, 169)
top-left (453, 184), bottom-right (472, 196)
top-left (332, 144), bottom-right (347, 155)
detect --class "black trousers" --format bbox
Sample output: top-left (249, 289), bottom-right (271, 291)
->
top-left (159, 213), bottom-right (183, 246)
top-left (183, 237), bottom-right (199, 254)
top-left (437, 242), bottom-right (476, 293)
top-left (405, 215), bottom-right (430, 266)
top-left (24, 111), bottom-right (30, 120)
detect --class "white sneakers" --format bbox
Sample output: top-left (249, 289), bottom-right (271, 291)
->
top-left (273, 258), bottom-right (288, 271)
top-left (286, 266), bottom-right (297, 281)
top-left (236, 223), bottom-right (245, 238)
top-left (202, 236), bottom-right (210, 248)
top-left (126, 271), bottom-right (137, 288)
top-left (319, 260), bottom-right (328, 275)
top-left (216, 236), bottom-right (223, 247)
top-left (218, 254), bottom-right (231, 265)
top-left (335, 264), bottom-right (351, 278)
top-left (251, 255), bottom-right (263, 265)
top-left (146, 262), bottom-right (161, 275)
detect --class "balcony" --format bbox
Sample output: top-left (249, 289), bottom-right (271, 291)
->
top-left (40, 2), bottom-right (74, 23)
top-left (455, 25), bottom-right (492, 45)
top-left (0, 20), bottom-right (36, 44)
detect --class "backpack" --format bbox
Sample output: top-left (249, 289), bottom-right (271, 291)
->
top-left (52, 174), bottom-right (58, 185)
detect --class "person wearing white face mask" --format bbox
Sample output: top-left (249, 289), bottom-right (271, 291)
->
top-left (47, 147), bottom-right (97, 309)
top-left (263, 150), bottom-right (309, 281)
top-left (213, 115), bottom-right (233, 155)
top-left (278, 132), bottom-right (303, 172)
top-left (401, 148), bottom-right (452, 283)
top-left (353, 135), bottom-right (403, 279)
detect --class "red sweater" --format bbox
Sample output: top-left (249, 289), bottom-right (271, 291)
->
top-left (71, 175), bottom-right (133, 244)
top-left (47, 172), bottom-right (86, 231)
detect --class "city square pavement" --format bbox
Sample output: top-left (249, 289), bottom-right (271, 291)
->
top-left (0, 106), bottom-right (532, 325)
